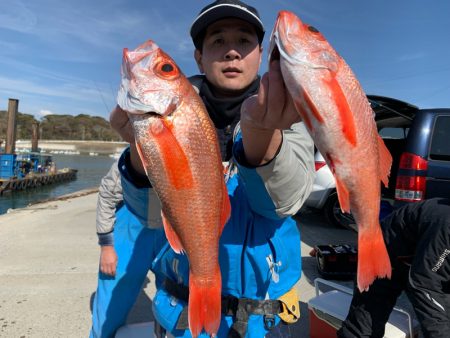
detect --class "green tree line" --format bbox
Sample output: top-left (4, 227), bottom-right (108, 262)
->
top-left (0, 111), bottom-right (122, 141)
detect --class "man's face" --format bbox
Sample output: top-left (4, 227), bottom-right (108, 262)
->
top-left (195, 18), bottom-right (263, 97)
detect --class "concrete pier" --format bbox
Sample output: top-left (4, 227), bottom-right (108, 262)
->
top-left (0, 191), bottom-right (419, 338)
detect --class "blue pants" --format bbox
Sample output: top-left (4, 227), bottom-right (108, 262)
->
top-left (90, 206), bottom-right (167, 338)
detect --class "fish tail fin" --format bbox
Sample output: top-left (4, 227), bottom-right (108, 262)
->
top-left (357, 226), bottom-right (392, 292)
top-left (189, 268), bottom-right (222, 337)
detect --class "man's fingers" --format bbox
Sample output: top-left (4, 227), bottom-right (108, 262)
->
top-left (110, 105), bottom-right (128, 130)
top-left (100, 263), bottom-right (116, 277)
top-left (110, 105), bottom-right (135, 143)
top-left (267, 60), bottom-right (285, 118)
top-left (286, 91), bottom-right (302, 124)
top-left (258, 73), bottom-right (269, 109)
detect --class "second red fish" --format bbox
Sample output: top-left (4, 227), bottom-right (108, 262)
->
top-left (270, 11), bottom-right (392, 291)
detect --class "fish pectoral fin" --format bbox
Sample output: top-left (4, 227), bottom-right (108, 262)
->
top-left (219, 181), bottom-right (231, 236)
top-left (323, 74), bottom-right (357, 147)
top-left (378, 135), bottom-right (393, 188)
top-left (162, 212), bottom-right (184, 254)
top-left (155, 119), bottom-right (194, 190)
top-left (335, 176), bottom-right (351, 213)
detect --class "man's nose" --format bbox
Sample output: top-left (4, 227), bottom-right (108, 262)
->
top-left (224, 49), bottom-right (241, 60)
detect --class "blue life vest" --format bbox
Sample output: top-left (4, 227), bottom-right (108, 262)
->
top-left (150, 140), bottom-right (302, 338)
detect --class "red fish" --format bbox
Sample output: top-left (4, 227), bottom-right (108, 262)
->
top-left (117, 40), bottom-right (231, 337)
top-left (270, 11), bottom-right (392, 291)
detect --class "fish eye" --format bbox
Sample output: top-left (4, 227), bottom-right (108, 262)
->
top-left (308, 26), bottom-right (319, 33)
top-left (161, 63), bottom-right (174, 73)
top-left (154, 58), bottom-right (179, 80)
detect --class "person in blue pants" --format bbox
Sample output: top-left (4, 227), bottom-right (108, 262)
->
top-left (90, 1), bottom-right (315, 337)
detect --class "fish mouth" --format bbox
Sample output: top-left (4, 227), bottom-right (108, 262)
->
top-left (129, 111), bottom-right (161, 123)
top-left (144, 111), bottom-right (161, 118)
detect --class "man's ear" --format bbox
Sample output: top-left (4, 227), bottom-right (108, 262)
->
top-left (194, 49), bottom-right (204, 73)
top-left (258, 45), bottom-right (263, 67)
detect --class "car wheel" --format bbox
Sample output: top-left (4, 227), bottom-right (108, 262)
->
top-left (323, 191), bottom-right (356, 230)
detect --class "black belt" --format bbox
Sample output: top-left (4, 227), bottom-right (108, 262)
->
top-left (161, 278), bottom-right (283, 338)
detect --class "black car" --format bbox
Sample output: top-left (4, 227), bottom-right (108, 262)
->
top-left (306, 95), bottom-right (450, 228)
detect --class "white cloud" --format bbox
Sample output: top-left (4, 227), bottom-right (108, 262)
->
top-left (36, 109), bottom-right (53, 119)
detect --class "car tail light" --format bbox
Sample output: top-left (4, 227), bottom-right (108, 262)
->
top-left (315, 161), bottom-right (327, 171)
top-left (395, 152), bottom-right (428, 202)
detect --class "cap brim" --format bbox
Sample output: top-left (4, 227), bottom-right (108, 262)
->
top-left (190, 3), bottom-right (265, 45)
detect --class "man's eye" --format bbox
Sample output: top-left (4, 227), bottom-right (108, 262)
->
top-left (213, 38), bottom-right (224, 45)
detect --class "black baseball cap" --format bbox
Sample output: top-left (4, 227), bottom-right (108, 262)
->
top-left (190, 0), bottom-right (265, 50)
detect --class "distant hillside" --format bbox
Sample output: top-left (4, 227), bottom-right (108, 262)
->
top-left (0, 111), bottom-right (122, 141)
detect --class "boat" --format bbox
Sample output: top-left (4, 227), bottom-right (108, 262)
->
top-left (0, 152), bottom-right (77, 195)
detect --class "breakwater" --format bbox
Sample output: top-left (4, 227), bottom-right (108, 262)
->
top-left (14, 140), bottom-right (128, 155)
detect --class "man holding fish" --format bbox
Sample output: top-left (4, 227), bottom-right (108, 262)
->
top-left (90, 1), bottom-right (315, 337)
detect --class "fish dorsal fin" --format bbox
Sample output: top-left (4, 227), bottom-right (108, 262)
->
top-left (162, 212), bottom-right (184, 254)
top-left (378, 135), bottom-right (393, 188)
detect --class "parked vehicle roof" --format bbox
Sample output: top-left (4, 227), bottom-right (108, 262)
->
top-left (368, 95), bottom-right (419, 129)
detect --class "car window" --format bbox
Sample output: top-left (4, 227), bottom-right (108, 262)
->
top-left (430, 116), bottom-right (450, 161)
top-left (378, 127), bottom-right (409, 139)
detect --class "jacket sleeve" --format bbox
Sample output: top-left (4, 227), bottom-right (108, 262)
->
top-left (233, 122), bottom-right (315, 219)
top-left (96, 161), bottom-right (123, 246)
top-left (117, 148), bottom-right (164, 230)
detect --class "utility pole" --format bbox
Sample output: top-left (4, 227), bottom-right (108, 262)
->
top-left (5, 98), bottom-right (19, 154)
top-left (31, 121), bottom-right (40, 152)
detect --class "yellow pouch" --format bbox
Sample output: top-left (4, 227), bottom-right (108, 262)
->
top-left (278, 287), bottom-right (300, 323)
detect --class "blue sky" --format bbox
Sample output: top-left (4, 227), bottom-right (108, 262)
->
top-left (1, 0), bottom-right (449, 120)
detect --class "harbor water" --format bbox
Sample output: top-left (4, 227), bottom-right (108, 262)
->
top-left (0, 153), bottom-right (116, 215)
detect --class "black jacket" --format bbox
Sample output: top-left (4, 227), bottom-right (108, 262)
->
top-left (338, 198), bottom-right (450, 338)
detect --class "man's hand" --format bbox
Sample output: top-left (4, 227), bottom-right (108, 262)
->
top-left (99, 245), bottom-right (118, 277)
top-left (240, 60), bottom-right (300, 166)
top-left (110, 105), bottom-right (135, 144)
top-left (109, 105), bottom-right (146, 175)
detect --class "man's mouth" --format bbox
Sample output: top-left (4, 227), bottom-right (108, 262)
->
top-left (223, 67), bottom-right (242, 77)
top-left (223, 67), bottom-right (241, 73)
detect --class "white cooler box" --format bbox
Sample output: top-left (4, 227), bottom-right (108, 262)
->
top-left (308, 279), bottom-right (418, 338)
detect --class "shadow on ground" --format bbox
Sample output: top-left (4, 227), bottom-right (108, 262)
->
top-left (89, 276), bottom-right (155, 326)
